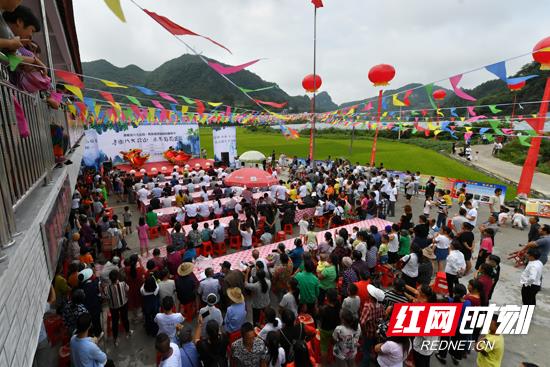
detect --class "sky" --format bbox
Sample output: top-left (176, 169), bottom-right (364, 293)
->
top-left (73, 0), bottom-right (550, 105)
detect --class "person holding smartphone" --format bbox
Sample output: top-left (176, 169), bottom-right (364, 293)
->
top-left (198, 293), bottom-right (223, 338)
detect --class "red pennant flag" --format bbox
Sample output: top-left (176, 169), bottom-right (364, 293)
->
top-left (403, 90), bottom-right (413, 106)
top-left (143, 9), bottom-right (231, 54)
top-left (99, 91), bottom-right (115, 104)
top-left (195, 99), bottom-right (205, 115)
top-left (312, 0), bottom-right (324, 8)
top-left (254, 99), bottom-right (288, 109)
top-left (55, 70), bottom-right (84, 88)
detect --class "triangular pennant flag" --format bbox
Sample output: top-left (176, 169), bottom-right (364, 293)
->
top-left (195, 99), bottom-right (205, 115)
top-left (143, 9), bottom-right (231, 53)
top-left (425, 83), bottom-right (437, 109)
top-left (64, 84), bottom-right (83, 101)
top-left (449, 74), bottom-right (476, 101)
top-left (311, 0), bottom-right (324, 8)
top-left (103, 0), bottom-right (126, 22)
top-left (403, 90), bottom-right (413, 106)
top-left (158, 92), bottom-right (178, 104)
top-left (488, 105), bottom-right (502, 114)
top-left (392, 94), bottom-right (406, 107)
top-left (181, 105), bottom-right (189, 114)
top-left (101, 79), bottom-right (127, 88)
top-left (181, 96), bottom-right (196, 104)
top-left (208, 59), bottom-right (260, 75)
top-left (208, 102), bottom-right (223, 107)
top-left (126, 95), bottom-right (141, 107)
top-left (134, 85), bottom-right (156, 96)
top-left (239, 85), bottom-right (275, 93)
top-left (56, 70), bottom-right (84, 88)
top-left (7, 54), bottom-right (23, 71)
top-left (517, 135), bottom-right (531, 147)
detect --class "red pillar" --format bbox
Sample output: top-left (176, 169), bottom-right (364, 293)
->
top-left (517, 76), bottom-right (550, 195)
top-left (369, 90), bottom-right (384, 166)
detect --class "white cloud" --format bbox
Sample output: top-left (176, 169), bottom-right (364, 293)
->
top-left (74, 0), bottom-right (550, 104)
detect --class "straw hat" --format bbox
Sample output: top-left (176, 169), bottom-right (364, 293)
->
top-left (177, 262), bottom-right (194, 277)
top-left (227, 287), bottom-right (245, 304)
top-left (422, 246), bottom-right (436, 260)
top-left (367, 284), bottom-right (385, 302)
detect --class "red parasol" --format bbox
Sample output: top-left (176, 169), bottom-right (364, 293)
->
top-left (224, 168), bottom-right (277, 188)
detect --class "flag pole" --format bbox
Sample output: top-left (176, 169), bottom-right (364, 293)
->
top-left (309, 6), bottom-right (317, 165)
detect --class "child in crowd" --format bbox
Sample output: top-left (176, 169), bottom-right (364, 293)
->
top-left (137, 217), bottom-right (150, 256)
top-left (498, 207), bottom-right (510, 226)
top-left (350, 226), bottom-right (359, 242)
top-left (341, 283), bottom-right (360, 319)
top-left (317, 253), bottom-right (330, 273)
top-left (423, 197), bottom-right (433, 217)
top-left (79, 247), bottom-right (93, 264)
top-left (379, 234), bottom-right (389, 264)
top-left (475, 228), bottom-right (494, 270)
top-left (305, 224), bottom-right (318, 256)
top-left (201, 223), bottom-right (212, 242)
top-left (443, 190), bottom-right (453, 211)
top-left (332, 309), bottom-right (361, 366)
top-left (512, 208), bottom-right (528, 230)
top-left (123, 206), bottom-right (132, 235)
top-left (298, 216), bottom-right (310, 243)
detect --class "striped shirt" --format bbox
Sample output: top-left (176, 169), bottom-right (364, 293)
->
top-left (383, 290), bottom-right (408, 308)
top-left (105, 281), bottom-right (129, 309)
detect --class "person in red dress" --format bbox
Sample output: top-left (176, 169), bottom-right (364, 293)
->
top-left (124, 254), bottom-right (145, 320)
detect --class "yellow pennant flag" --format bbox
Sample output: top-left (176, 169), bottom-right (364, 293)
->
top-left (148, 108), bottom-right (156, 122)
top-left (437, 109), bottom-right (444, 117)
top-left (208, 102), bottom-right (222, 107)
top-left (67, 104), bottom-right (77, 115)
top-left (460, 117), bottom-right (465, 122)
top-left (95, 104), bottom-right (101, 117)
top-left (269, 111), bottom-right (290, 120)
top-left (392, 94), bottom-right (406, 107)
top-left (427, 122), bottom-right (436, 131)
top-left (103, 0), bottom-right (126, 22)
top-left (101, 79), bottom-right (127, 88)
top-left (382, 112), bottom-right (388, 117)
top-left (346, 108), bottom-right (355, 116)
top-left (465, 127), bottom-right (472, 132)
top-left (434, 129), bottom-right (442, 136)
top-left (181, 105), bottom-right (189, 114)
top-left (64, 84), bottom-right (83, 101)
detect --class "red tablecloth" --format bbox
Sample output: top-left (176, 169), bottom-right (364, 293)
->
top-left (140, 218), bottom-right (392, 278)
top-left (294, 207), bottom-right (316, 223)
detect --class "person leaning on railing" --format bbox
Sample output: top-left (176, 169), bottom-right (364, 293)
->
top-left (0, 5), bottom-right (60, 107)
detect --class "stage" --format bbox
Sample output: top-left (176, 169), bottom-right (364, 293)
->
top-left (114, 158), bottom-right (216, 176)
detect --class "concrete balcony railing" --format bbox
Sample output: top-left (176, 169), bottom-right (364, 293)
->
top-left (0, 73), bottom-right (70, 254)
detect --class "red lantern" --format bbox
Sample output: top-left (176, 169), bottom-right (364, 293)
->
top-left (368, 64), bottom-right (395, 87)
top-left (508, 81), bottom-right (526, 91)
top-left (432, 89), bottom-right (447, 101)
top-left (302, 74), bottom-right (322, 93)
top-left (533, 36), bottom-right (550, 70)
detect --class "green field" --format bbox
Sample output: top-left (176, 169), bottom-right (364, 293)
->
top-left (198, 128), bottom-right (517, 199)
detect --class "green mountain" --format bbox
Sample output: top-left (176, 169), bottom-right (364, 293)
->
top-left (82, 55), bottom-right (338, 113)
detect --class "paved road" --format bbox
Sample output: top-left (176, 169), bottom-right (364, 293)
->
top-left (465, 144), bottom-right (550, 197)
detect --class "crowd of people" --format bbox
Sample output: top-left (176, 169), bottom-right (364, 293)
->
top-left (42, 155), bottom-right (549, 367)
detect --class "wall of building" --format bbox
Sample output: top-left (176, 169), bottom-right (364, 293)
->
top-left (0, 144), bottom-right (83, 367)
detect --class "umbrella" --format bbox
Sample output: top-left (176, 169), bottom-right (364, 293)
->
top-left (224, 168), bottom-right (277, 188)
top-left (238, 150), bottom-right (266, 162)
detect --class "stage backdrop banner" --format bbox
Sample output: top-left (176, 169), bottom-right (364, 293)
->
top-left (83, 124), bottom-right (200, 166)
top-left (213, 126), bottom-right (237, 164)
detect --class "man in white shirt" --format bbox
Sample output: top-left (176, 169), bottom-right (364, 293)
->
top-left (186, 181), bottom-right (195, 193)
top-left (173, 182), bottom-right (183, 195)
top-left (155, 333), bottom-right (182, 367)
top-left (137, 185), bottom-right (150, 202)
top-left (198, 268), bottom-right (221, 303)
top-left (276, 183), bottom-right (287, 202)
top-left (198, 200), bottom-right (210, 219)
top-left (388, 182), bottom-right (397, 217)
top-left (154, 297), bottom-right (184, 343)
top-left (488, 188), bottom-right (502, 218)
top-left (465, 201), bottom-right (478, 227)
top-left (298, 183), bottom-right (308, 198)
top-left (185, 203), bottom-right (198, 219)
top-left (152, 184), bottom-right (163, 198)
top-left (520, 248), bottom-right (543, 305)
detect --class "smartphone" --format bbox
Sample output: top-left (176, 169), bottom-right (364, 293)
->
top-left (201, 310), bottom-right (210, 318)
